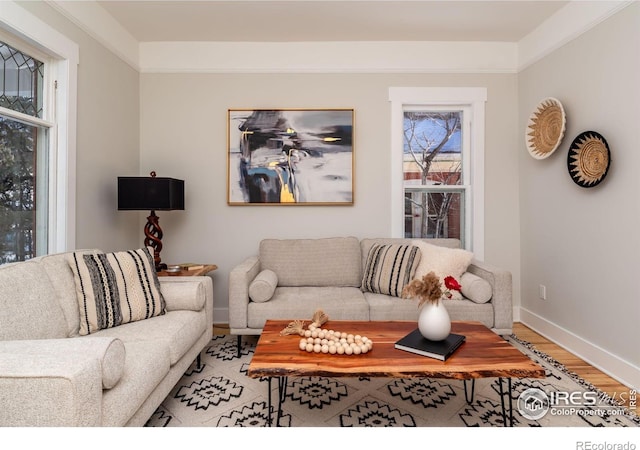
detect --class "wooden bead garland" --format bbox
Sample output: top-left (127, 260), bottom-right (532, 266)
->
top-left (298, 326), bottom-right (373, 355)
top-left (280, 309), bottom-right (373, 356)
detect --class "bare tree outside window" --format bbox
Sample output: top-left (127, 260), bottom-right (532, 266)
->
top-left (0, 119), bottom-right (38, 263)
top-left (403, 111), bottom-right (463, 239)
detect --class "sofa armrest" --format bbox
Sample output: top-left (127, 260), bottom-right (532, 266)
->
top-left (229, 256), bottom-right (261, 331)
top-left (0, 340), bottom-right (109, 426)
top-left (159, 276), bottom-right (214, 336)
top-left (466, 259), bottom-right (513, 333)
top-left (0, 337), bottom-right (125, 389)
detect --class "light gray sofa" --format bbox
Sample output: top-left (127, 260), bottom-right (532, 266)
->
top-left (229, 237), bottom-right (512, 350)
top-left (0, 250), bottom-right (213, 427)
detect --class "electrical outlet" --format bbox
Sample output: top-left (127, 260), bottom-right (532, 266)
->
top-left (539, 284), bottom-right (547, 300)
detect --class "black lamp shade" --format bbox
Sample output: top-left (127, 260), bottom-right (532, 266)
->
top-left (118, 177), bottom-right (185, 211)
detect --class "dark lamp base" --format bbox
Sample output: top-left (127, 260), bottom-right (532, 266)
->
top-left (144, 211), bottom-right (167, 272)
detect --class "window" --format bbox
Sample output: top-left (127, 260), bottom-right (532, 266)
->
top-left (0, 40), bottom-right (49, 263)
top-left (389, 88), bottom-right (486, 259)
top-left (403, 109), bottom-right (466, 241)
top-left (0, 2), bottom-right (79, 263)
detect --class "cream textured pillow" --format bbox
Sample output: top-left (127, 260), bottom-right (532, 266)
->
top-left (411, 240), bottom-right (473, 300)
top-left (460, 272), bottom-right (493, 304)
top-left (361, 243), bottom-right (421, 297)
top-left (249, 269), bottom-right (278, 303)
top-left (68, 247), bottom-right (166, 335)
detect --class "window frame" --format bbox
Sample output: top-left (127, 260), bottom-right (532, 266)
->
top-left (0, 1), bottom-right (79, 255)
top-left (389, 87), bottom-right (487, 259)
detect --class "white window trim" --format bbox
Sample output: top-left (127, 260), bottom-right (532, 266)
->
top-left (0, 1), bottom-right (79, 254)
top-left (389, 87), bottom-right (486, 260)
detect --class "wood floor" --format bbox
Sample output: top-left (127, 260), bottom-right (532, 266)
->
top-left (213, 321), bottom-right (637, 415)
top-left (512, 322), bottom-right (636, 414)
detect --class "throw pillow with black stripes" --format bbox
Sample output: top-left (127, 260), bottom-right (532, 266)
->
top-left (68, 247), bottom-right (165, 335)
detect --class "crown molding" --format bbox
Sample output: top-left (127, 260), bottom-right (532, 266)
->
top-left (517, 0), bottom-right (634, 71)
top-left (43, 0), bottom-right (633, 74)
top-left (0, 1), bottom-right (79, 63)
top-left (139, 41), bottom-right (517, 74)
top-left (47, 0), bottom-right (139, 70)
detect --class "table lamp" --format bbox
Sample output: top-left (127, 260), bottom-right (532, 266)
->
top-left (118, 171), bottom-right (185, 271)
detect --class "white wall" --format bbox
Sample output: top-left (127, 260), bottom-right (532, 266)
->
top-left (518, 3), bottom-right (640, 384)
top-left (140, 72), bottom-right (519, 322)
top-left (16, 1), bottom-right (141, 252)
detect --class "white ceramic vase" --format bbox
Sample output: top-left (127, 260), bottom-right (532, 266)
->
top-left (418, 300), bottom-right (451, 341)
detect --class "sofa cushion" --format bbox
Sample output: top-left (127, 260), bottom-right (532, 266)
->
top-left (67, 247), bottom-right (166, 335)
top-left (364, 291), bottom-right (422, 321)
top-left (443, 298), bottom-right (495, 328)
top-left (247, 286), bottom-right (369, 329)
top-left (249, 269), bottom-right (278, 303)
top-left (361, 243), bottom-right (421, 297)
top-left (93, 309), bottom-right (206, 366)
top-left (411, 240), bottom-right (473, 300)
top-left (0, 260), bottom-right (69, 340)
top-left (365, 292), bottom-right (494, 329)
top-left (259, 237), bottom-right (361, 287)
top-left (460, 272), bottom-right (493, 304)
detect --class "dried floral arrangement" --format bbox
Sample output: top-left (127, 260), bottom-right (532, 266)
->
top-left (280, 309), bottom-right (373, 356)
top-left (401, 271), bottom-right (462, 308)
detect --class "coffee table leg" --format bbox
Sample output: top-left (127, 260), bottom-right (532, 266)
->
top-left (265, 377), bottom-right (288, 427)
top-left (497, 377), bottom-right (514, 427)
top-left (267, 378), bottom-right (272, 427)
top-left (507, 378), bottom-right (513, 426)
top-left (276, 377), bottom-right (288, 427)
top-left (463, 379), bottom-right (475, 404)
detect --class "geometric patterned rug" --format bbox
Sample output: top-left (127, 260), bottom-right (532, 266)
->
top-left (145, 334), bottom-right (639, 428)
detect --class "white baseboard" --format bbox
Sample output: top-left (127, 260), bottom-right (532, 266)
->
top-left (518, 307), bottom-right (640, 391)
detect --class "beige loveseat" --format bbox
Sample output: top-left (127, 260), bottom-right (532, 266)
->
top-left (0, 249), bottom-right (213, 427)
top-left (229, 237), bottom-right (513, 352)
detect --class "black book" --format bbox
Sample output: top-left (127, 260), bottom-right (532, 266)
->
top-left (394, 329), bottom-right (466, 361)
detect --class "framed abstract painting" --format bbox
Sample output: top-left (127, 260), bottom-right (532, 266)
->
top-left (227, 109), bottom-right (354, 205)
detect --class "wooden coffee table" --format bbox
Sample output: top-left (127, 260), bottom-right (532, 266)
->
top-left (247, 320), bottom-right (545, 426)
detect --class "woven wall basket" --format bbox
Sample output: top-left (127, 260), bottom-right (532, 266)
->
top-left (567, 131), bottom-right (610, 188)
top-left (526, 97), bottom-right (566, 159)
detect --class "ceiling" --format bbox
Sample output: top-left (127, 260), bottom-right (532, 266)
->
top-left (95, 0), bottom-right (570, 43)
